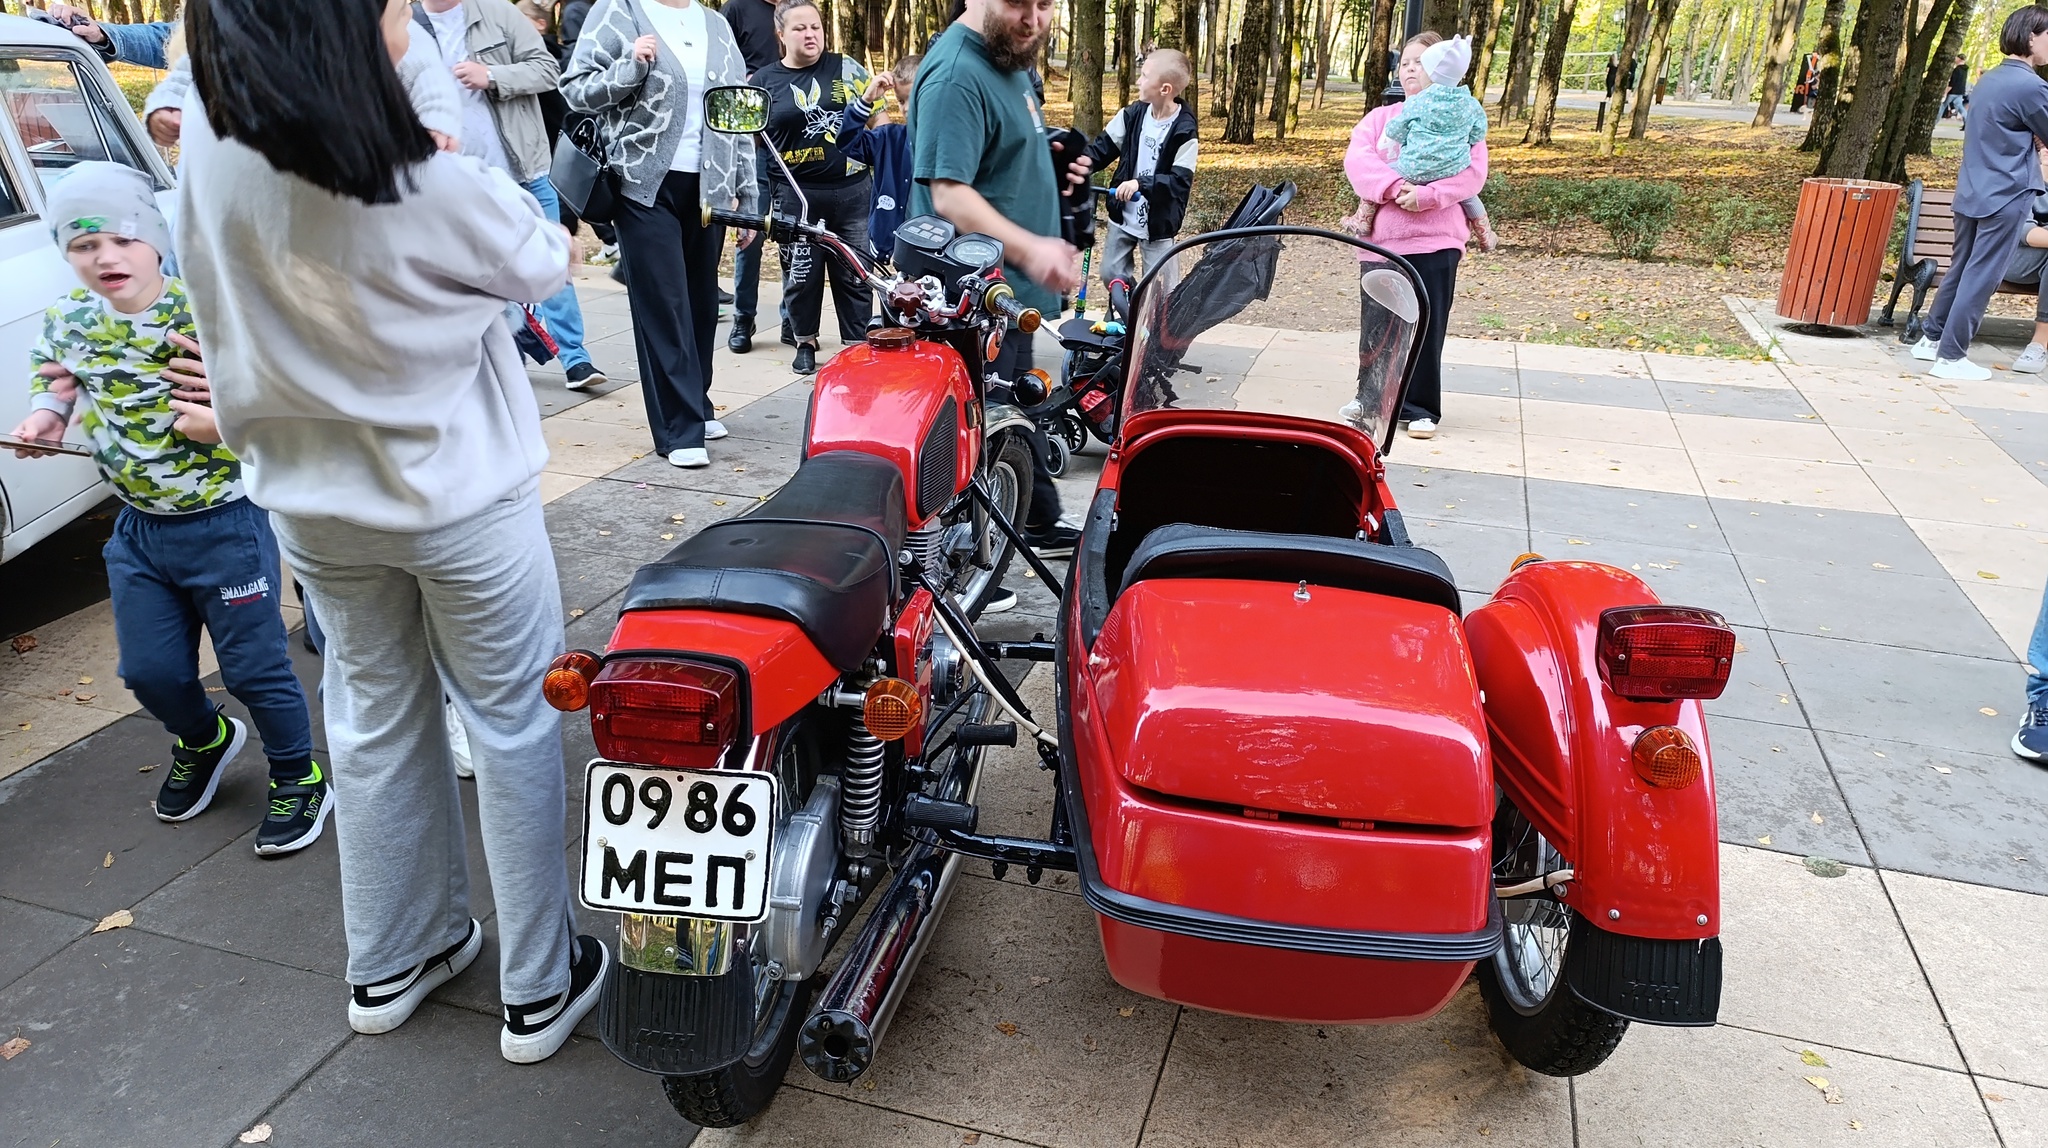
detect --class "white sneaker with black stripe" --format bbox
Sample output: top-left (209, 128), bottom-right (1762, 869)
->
top-left (348, 918), bottom-right (482, 1035)
top-left (500, 934), bottom-right (609, 1064)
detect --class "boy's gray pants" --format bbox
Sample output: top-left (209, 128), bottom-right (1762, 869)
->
top-left (1103, 227), bottom-right (1181, 298)
top-left (272, 486), bottom-right (572, 1006)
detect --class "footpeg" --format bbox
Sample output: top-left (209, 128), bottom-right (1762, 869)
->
top-left (956, 722), bottom-right (1018, 747)
top-left (903, 795), bottom-right (979, 834)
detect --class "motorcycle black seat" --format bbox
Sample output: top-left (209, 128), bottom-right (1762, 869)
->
top-left (1118, 522), bottom-right (1461, 616)
top-left (619, 451), bottom-right (908, 673)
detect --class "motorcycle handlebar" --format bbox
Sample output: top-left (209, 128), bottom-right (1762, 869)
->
top-left (983, 282), bottom-right (1042, 334)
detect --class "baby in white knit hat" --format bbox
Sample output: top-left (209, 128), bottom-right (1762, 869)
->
top-left (1344, 35), bottom-right (1498, 252)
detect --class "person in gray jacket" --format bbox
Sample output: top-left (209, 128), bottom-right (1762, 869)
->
top-left (177, 0), bottom-right (605, 1066)
top-left (415, 0), bottom-right (605, 390)
top-left (1910, 5), bottom-right (2048, 380)
top-left (564, 0), bottom-right (755, 469)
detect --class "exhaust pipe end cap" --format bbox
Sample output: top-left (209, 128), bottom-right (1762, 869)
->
top-left (798, 1010), bottom-right (873, 1083)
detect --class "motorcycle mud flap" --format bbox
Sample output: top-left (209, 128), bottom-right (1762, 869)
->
top-left (599, 957), bottom-right (758, 1074)
top-left (1565, 916), bottom-right (1722, 1027)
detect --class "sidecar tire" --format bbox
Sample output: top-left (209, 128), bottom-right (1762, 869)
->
top-left (1477, 941), bottom-right (1629, 1076)
top-left (660, 976), bottom-right (816, 1128)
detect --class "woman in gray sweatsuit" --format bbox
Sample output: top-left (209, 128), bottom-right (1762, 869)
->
top-left (563, 0), bottom-right (754, 469)
top-left (175, 0), bottom-right (605, 1066)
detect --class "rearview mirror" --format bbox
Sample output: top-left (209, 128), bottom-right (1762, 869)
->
top-left (704, 85), bottom-right (769, 135)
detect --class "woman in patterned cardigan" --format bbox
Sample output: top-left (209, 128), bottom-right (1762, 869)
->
top-left (564, 0), bottom-right (756, 468)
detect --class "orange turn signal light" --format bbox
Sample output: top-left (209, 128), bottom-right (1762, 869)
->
top-left (1632, 725), bottom-right (1702, 789)
top-left (543, 649), bottom-right (602, 712)
top-left (862, 677), bottom-right (922, 742)
top-left (1509, 552), bottom-right (1546, 571)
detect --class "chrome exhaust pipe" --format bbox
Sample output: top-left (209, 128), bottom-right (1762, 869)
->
top-left (797, 696), bottom-right (990, 1082)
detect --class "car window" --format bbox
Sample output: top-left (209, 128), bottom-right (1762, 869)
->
top-left (0, 55), bottom-right (152, 195)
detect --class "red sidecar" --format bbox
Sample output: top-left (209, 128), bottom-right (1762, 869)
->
top-left (1056, 228), bottom-right (1732, 1074)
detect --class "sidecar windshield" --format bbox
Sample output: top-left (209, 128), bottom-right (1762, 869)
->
top-left (1121, 228), bottom-right (1423, 450)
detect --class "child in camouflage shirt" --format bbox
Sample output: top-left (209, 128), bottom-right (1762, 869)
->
top-left (6, 162), bottom-right (327, 856)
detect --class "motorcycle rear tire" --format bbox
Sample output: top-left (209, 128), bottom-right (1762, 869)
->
top-left (962, 430), bottom-right (1035, 617)
top-left (1475, 800), bottom-right (1629, 1077)
top-left (661, 974), bottom-right (816, 1128)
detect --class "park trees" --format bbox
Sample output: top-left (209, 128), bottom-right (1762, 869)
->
top-left (1523, 0), bottom-right (1580, 144)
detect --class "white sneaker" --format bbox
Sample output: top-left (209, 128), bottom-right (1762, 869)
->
top-left (2015, 343), bottom-right (2048, 373)
top-left (589, 243), bottom-right (620, 266)
top-left (446, 699), bottom-right (473, 780)
top-left (704, 419), bottom-right (729, 441)
top-left (1908, 336), bottom-right (1939, 361)
top-left (349, 919), bottom-right (482, 1035)
top-left (668, 447), bottom-right (710, 468)
top-left (1929, 356), bottom-right (1991, 381)
top-left (1406, 418), bottom-right (1438, 439)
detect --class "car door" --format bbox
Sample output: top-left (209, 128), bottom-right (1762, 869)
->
top-left (0, 44), bottom-right (175, 556)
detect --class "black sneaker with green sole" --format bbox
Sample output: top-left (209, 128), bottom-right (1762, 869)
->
top-left (256, 762), bottom-right (333, 856)
top-left (154, 714), bottom-right (247, 823)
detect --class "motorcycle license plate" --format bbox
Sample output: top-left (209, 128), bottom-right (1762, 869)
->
top-left (578, 761), bottom-right (776, 923)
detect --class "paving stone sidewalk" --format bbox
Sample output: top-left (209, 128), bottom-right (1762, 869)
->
top-left (2, 273), bottom-right (2045, 1146)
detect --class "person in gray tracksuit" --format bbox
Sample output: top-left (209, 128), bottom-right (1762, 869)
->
top-left (1912, 6), bottom-right (2048, 380)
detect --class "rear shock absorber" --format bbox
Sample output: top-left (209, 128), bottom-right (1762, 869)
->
top-left (840, 720), bottom-right (884, 859)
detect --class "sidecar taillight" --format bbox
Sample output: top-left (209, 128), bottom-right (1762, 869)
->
top-left (1632, 726), bottom-right (1702, 789)
top-left (1596, 606), bottom-right (1736, 701)
top-left (589, 658), bottom-right (740, 769)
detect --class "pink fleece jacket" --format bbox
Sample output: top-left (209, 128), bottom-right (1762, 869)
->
top-left (1345, 102), bottom-right (1489, 256)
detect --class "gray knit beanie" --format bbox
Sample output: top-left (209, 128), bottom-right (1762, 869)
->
top-left (46, 161), bottom-right (170, 262)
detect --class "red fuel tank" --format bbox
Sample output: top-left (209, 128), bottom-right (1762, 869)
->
top-left (807, 337), bottom-right (978, 529)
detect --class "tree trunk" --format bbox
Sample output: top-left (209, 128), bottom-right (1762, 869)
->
top-left (1467, 0), bottom-right (1505, 99)
top-left (1313, 0), bottom-right (1338, 108)
top-left (1269, 0), bottom-right (1293, 122)
top-left (1423, 0), bottom-right (1462, 34)
top-left (1116, 0), bottom-right (1135, 106)
top-left (1226, 0), bottom-right (1274, 141)
top-left (1709, 8), bottom-right (1738, 99)
top-left (1799, 0), bottom-right (1849, 149)
top-left (1729, 0), bottom-right (1766, 101)
top-left (1869, 0), bottom-right (1956, 182)
top-left (1524, 0), bottom-right (1580, 143)
top-left (1499, 0), bottom-right (1539, 117)
top-left (1817, 0), bottom-right (1911, 176)
top-left (1596, 0), bottom-right (1648, 156)
top-left (838, 0), bottom-right (867, 68)
top-left (1628, 0), bottom-right (1680, 137)
top-left (1675, 0), bottom-right (1702, 98)
top-left (1072, 0), bottom-right (1108, 136)
top-left (1365, 0), bottom-right (1399, 97)
top-left (1180, 0), bottom-right (1204, 114)
top-left (1907, 0), bottom-right (1973, 156)
top-left (1751, 0), bottom-right (1806, 127)
top-left (1350, 0), bottom-right (1373, 81)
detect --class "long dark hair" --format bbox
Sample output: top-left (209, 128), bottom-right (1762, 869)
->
top-left (187, 0), bottom-right (434, 205)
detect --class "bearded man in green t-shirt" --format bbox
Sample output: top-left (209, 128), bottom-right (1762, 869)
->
top-left (909, 0), bottom-right (1092, 562)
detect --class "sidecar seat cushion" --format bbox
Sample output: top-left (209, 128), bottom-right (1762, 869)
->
top-left (1119, 522), bottom-right (1461, 616)
top-left (620, 452), bottom-right (905, 673)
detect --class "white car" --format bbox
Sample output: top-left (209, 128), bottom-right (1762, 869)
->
top-left (0, 14), bottom-right (175, 562)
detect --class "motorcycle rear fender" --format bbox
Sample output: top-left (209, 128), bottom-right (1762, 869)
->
top-left (806, 339), bottom-right (979, 526)
top-left (1463, 561), bottom-right (1721, 941)
top-left (607, 609), bottom-right (839, 736)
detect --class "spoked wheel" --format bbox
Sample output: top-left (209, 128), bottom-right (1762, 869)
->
top-left (1043, 431), bottom-right (1070, 478)
top-left (661, 972), bottom-right (816, 1128)
top-left (956, 430), bottom-right (1033, 618)
top-left (1476, 797), bottom-right (1629, 1076)
top-left (1058, 412), bottom-right (1088, 454)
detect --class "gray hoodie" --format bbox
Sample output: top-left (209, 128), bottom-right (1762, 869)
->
top-left (146, 26), bottom-right (464, 143)
top-left (173, 93), bottom-right (571, 533)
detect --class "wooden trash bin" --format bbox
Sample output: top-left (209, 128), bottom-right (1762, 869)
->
top-left (1777, 177), bottom-right (1901, 327)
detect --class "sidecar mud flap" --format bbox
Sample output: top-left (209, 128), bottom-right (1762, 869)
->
top-left (598, 959), bottom-right (756, 1075)
top-left (1565, 917), bottom-right (1723, 1027)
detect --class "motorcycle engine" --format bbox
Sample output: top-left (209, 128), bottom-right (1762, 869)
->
top-left (759, 775), bottom-right (840, 980)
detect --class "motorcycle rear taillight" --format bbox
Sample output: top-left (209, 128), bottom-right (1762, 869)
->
top-left (1596, 606), bottom-right (1736, 701)
top-left (589, 658), bottom-right (740, 769)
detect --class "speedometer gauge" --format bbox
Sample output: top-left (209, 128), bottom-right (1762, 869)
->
top-left (947, 235), bottom-right (1002, 269)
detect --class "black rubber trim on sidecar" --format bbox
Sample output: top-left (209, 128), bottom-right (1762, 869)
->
top-left (1051, 593), bottom-right (1502, 963)
top-left (1565, 915), bottom-right (1723, 1027)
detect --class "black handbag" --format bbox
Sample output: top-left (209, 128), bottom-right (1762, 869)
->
top-left (552, 114), bottom-right (618, 224)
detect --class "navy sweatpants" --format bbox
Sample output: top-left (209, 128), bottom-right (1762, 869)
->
top-left (1924, 196), bottom-right (2036, 362)
top-left (104, 498), bottom-right (314, 780)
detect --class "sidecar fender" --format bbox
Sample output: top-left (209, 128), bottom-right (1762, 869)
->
top-left (1463, 561), bottom-right (1720, 941)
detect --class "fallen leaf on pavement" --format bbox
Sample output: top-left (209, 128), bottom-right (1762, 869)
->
top-left (568, 609), bottom-right (585, 618)
top-left (1848, 1120), bottom-right (1863, 1130)
top-left (1757, 834), bottom-right (1772, 845)
top-left (74, 693), bottom-right (96, 704)
top-left (1871, 562), bottom-right (1890, 570)
top-left (1799, 1049), bottom-right (1829, 1068)
top-left (1982, 708), bottom-right (2000, 716)
top-left (92, 909), bottom-right (133, 933)
top-left (1083, 1034), bottom-right (1097, 1051)
top-left (1029, 976), bottom-right (1050, 986)
top-left (713, 500), bottom-right (728, 506)
top-left (11, 634), bottom-right (37, 654)
top-left (1810, 812), bottom-right (1824, 824)
top-left (1978, 571), bottom-right (2000, 580)
top-left (1804, 1075), bottom-right (1830, 1091)
top-left (961, 1135), bottom-right (980, 1145)
top-left (102, 852), bottom-right (113, 869)
top-left (670, 513), bottom-right (686, 522)
top-left (1987, 1092), bottom-right (2008, 1102)
top-left (1567, 538), bottom-right (1588, 545)
top-left (1933, 765), bottom-right (1952, 775)
top-left (596, 530), bottom-right (612, 537)
top-left (137, 764), bottom-right (155, 773)
top-left (1117, 1006), bottom-right (1135, 1017)
top-left (237, 1123), bottom-right (272, 1144)
top-left (1803, 857), bottom-right (1847, 878)
top-left (994, 1021), bottom-right (1018, 1036)
top-left (660, 532), bottom-right (674, 540)
top-left (78, 675), bottom-right (92, 685)
top-left (0, 1037), bottom-right (28, 1059)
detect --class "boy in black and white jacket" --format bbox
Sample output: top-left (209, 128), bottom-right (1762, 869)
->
top-left (1085, 49), bottom-right (1198, 294)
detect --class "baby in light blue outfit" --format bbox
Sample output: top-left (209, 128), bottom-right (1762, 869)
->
top-left (1351, 35), bottom-right (1498, 252)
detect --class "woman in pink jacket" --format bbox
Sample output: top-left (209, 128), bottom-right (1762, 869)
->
top-left (1344, 30), bottom-right (1488, 440)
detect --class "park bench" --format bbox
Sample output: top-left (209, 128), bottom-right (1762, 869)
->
top-left (1880, 179), bottom-right (2036, 342)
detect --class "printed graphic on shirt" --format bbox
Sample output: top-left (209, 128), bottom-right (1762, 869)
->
top-left (27, 278), bottom-right (243, 514)
top-left (219, 576), bottom-right (272, 606)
